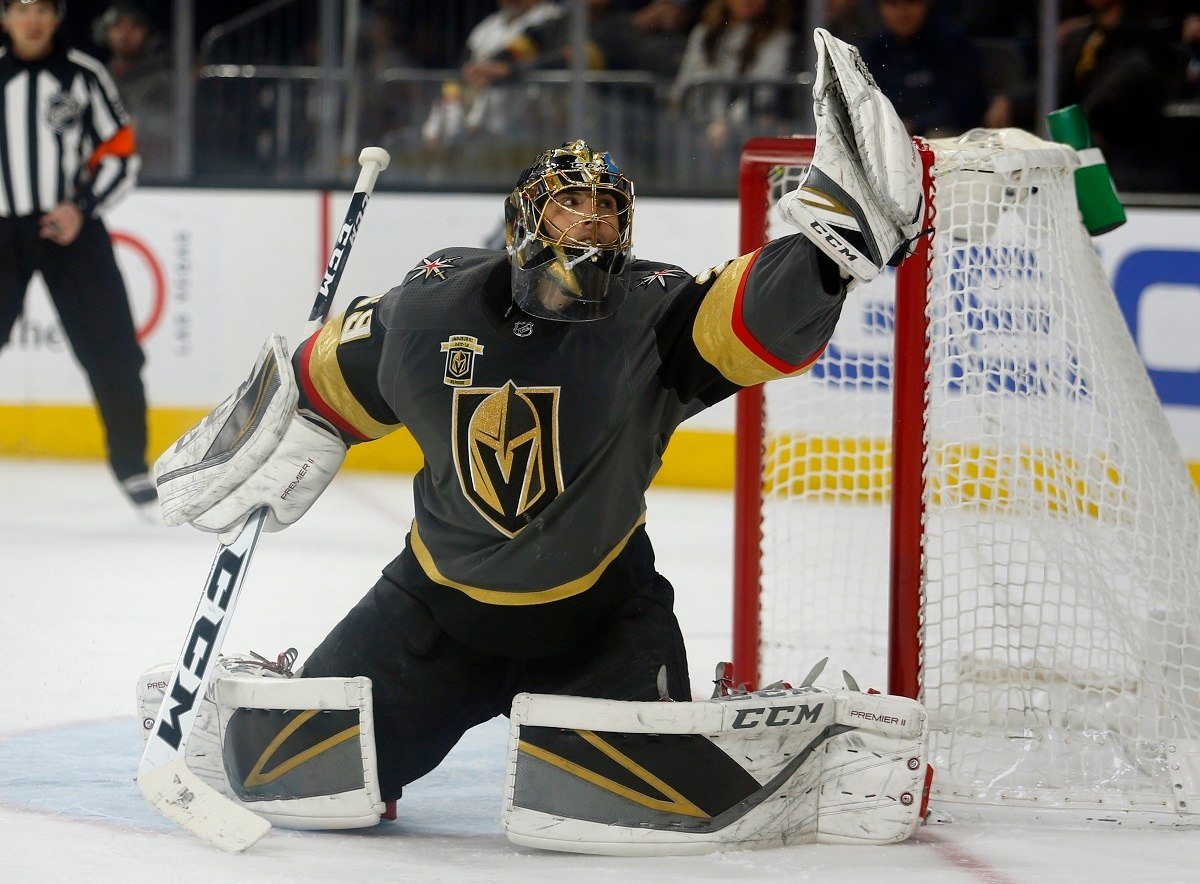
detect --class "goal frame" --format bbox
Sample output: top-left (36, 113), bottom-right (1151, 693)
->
top-left (731, 136), bottom-right (933, 696)
top-left (732, 132), bottom-right (1200, 825)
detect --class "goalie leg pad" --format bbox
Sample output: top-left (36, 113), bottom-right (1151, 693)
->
top-left (501, 685), bottom-right (928, 855)
top-left (138, 655), bottom-right (384, 830)
top-left (818, 691), bottom-right (930, 844)
top-left (778, 28), bottom-right (923, 284)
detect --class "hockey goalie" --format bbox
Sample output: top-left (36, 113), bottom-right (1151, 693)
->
top-left (141, 28), bottom-right (929, 852)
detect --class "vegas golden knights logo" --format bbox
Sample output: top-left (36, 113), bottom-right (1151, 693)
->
top-left (452, 381), bottom-right (563, 537)
top-left (441, 334), bottom-right (484, 387)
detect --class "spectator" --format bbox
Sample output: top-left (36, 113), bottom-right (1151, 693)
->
top-left (95, 1), bottom-right (173, 179)
top-left (421, 79), bottom-right (470, 149)
top-left (352, 1), bottom-right (416, 158)
top-left (860, 0), bottom-right (986, 137)
top-left (359, 0), bottom-right (414, 73)
top-left (513, 0), bottom-right (687, 73)
top-left (940, 0), bottom-right (1038, 42)
top-left (630, 0), bottom-right (697, 74)
top-left (1059, 0), bottom-right (1174, 191)
top-left (630, 0), bottom-right (696, 29)
top-left (672, 0), bottom-right (794, 149)
top-left (422, 0), bottom-right (563, 147)
top-left (940, 0), bottom-right (1038, 130)
top-left (824, 0), bottom-right (881, 47)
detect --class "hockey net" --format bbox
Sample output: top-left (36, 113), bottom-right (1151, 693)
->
top-left (733, 131), bottom-right (1200, 823)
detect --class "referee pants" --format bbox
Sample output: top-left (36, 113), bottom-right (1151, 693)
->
top-left (0, 214), bottom-right (148, 480)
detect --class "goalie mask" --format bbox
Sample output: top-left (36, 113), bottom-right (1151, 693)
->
top-left (505, 140), bottom-right (634, 322)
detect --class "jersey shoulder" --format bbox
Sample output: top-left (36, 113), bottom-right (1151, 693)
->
top-left (378, 246), bottom-right (506, 328)
top-left (626, 258), bottom-right (692, 294)
top-left (617, 258), bottom-right (695, 321)
top-left (398, 247), bottom-right (500, 286)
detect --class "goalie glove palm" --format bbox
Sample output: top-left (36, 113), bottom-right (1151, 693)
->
top-left (154, 335), bottom-right (346, 541)
top-left (780, 28), bottom-right (923, 283)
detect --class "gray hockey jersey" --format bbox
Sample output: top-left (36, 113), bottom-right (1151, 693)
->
top-left (294, 236), bottom-right (844, 655)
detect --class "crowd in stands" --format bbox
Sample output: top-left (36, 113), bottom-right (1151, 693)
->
top-left (389, 0), bottom-right (1200, 192)
top-left (16, 0), bottom-right (1200, 193)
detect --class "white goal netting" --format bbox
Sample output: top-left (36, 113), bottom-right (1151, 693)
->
top-left (749, 130), bottom-right (1200, 821)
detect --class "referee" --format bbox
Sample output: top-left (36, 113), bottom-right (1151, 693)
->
top-left (0, 0), bottom-right (153, 508)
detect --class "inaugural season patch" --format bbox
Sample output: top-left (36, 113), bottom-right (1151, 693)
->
top-left (441, 334), bottom-right (484, 387)
top-left (451, 382), bottom-right (563, 537)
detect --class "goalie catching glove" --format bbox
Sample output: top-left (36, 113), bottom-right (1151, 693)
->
top-left (154, 335), bottom-right (346, 542)
top-left (781, 28), bottom-right (923, 284)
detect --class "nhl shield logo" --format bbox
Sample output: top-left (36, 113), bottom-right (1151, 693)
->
top-left (46, 91), bottom-right (84, 134)
top-left (451, 381), bottom-right (564, 537)
top-left (440, 334), bottom-right (484, 387)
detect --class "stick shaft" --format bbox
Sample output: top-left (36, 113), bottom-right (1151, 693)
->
top-left (307, 155), bottom-right (388, 328)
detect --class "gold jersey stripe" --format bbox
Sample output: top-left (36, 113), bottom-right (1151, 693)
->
top-left (507, 34), bottom-right (538, 61)
top-left (410, 512), bottom-right (648, 605)
top-left (692, 253), bottom-right (811, 387)
top-left (307, 318), bottom-right (400, 440)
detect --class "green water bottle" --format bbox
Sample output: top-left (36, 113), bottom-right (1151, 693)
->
top-left (1046, 104), bottom-right (1127, 236)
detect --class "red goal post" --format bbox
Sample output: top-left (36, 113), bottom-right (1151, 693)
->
top-left (733, 135), bottom-right (934, 697)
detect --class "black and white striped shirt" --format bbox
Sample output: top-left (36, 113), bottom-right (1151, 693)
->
top-left (0, 42), bottom-right (140, 219)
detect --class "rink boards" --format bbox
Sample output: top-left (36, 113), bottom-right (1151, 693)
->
top-left (0, 188), bottom-right (1197, 490)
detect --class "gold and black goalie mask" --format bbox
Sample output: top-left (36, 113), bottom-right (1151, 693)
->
top-left (504, 140), bottom-right (634, 322)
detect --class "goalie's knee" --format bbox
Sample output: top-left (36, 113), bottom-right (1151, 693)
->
top-left (137, 653), bottom-right (385, 830)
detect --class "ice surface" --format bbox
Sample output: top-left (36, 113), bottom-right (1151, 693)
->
top-left (1, 460), bottom-right (1197, 882)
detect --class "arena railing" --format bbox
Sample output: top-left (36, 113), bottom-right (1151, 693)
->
top-left (190, 66), bottom-right (818, 197)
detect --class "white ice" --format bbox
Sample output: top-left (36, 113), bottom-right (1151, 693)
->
top-left (1, 459), bottom-right (1197, 883)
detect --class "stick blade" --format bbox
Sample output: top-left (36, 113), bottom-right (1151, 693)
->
top-left (138, 758), bottom-right (271, 853)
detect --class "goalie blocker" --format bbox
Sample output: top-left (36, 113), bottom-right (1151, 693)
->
top-left (137, 655), bottom-right (385, 830)
top-left (503, 685), bottom-right (932, 855)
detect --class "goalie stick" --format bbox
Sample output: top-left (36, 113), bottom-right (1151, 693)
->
top-left (136, 146), bottom-right (391, 853)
